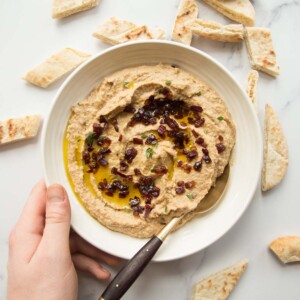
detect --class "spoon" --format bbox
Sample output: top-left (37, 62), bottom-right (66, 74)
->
top-left (99, 165), bottom-right (230, 300)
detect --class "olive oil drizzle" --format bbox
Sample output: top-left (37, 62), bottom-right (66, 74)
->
top-left (63, 100), bottom-right (205, 211)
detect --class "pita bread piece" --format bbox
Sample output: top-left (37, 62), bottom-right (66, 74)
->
top-left (52, 0), bottom-right (100, 19)
top-left (172, 0), bottom-right (198, 45)
top-left (245, 27), bottom-right (280, 77)
top-left (93, 17), bottom-right (136, 44)
top-left (269, 236), bottom-right (300, 264)
top-left (246, 70), bottom-right (259, 112)
top-left (24, 48), bottom-right (91, 88)
top-left (201, 0), bottom-right (255, 26)
top-left (0, 115), bottom-right (41, 145)
top-left (93, 18), bottom-right (165, 45)
top-left (191, 260), bottom-right (248, 300)
top-left (262, 104), bottom-right (288, 191)
top-left (189, 19), bottom-right (244, 42)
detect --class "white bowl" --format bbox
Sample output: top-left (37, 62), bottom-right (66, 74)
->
top-left (42, 40), bottom-right (262, 262)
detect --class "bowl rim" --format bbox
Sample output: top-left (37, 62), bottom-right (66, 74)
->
top-left (41, 40), bottom-right (263, 262)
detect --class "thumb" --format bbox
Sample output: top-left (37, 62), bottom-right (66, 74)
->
top-left (40, 184), bottom-right (71, 255)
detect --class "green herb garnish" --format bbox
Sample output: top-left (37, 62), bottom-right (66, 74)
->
top-left (217, 116), bottom-right (224, 121)
top-left (146, 147), bottom-right (154, 158)
top-left (141, 133), bottom-right (148, 139)
top-left (123, 81), bottom-right (129, 87)
top-left (165, 80), bottom-right (172, 86)
top-left (164, 206), bottom-right (168, 212)
top-left (195, 91), bottom-right (202, 96)
top-left (85, 132), bottom-right (97, 147)
top-left (124, 208), bottom-right (132, 214)
top-left (186, 194), bottom-right (195, 200)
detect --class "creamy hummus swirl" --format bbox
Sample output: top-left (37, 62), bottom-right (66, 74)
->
top-left (65, 64), bottom-right (235, 238)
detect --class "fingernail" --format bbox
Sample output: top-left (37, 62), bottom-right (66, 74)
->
top-left (47, 185), bottom-right (65, 202)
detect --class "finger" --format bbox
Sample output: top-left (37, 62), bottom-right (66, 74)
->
top-left (71, 233), bottom-right (121, 267)
top-left (10, 180), bottom-right (47, 262)
top-left (16, 179), bottom-right (46, 235)
top-left (37, 184), bottom-right (71, 257)
top-left (72, 253), bottom-right (111, 281)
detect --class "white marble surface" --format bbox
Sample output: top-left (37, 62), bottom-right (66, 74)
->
top-left (1, 0), bottom-right (300, 299)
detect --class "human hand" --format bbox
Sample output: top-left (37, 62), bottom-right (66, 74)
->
top-left (7, 180), bottom-right (120, 300)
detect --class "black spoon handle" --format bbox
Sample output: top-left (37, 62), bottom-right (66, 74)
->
top-left (100, 236), bottom-right (162, 300)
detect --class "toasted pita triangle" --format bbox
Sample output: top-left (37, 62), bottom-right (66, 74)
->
top-left (201, 0), bottom-right (255, 26)
top-left (93, 18), bottom-right (165, 45)
top-left (92, 17), bottom-right (136, 44)
top-left (188, 19), bottom-right (244, 42)
top-left (172, 0), bottom-right (198, 45)
top-left (0, 115), bottom-right (41, 145)
top-left (246, 70), bottom-right (259, 112)
top-left (192, 260), bottom-right (248, 300)
top-left (262, 104), bottom-right (288, 191)
top-left (110, 25), bottom-right (164, 44)
top-left (245, 27), bottom-right (280, 77)
top-left (52, 0), bottom-right (100, 19)
top-left (23, 48), bottom-right (91, 88)
top-left (269, 236), bottom-right (300, 264)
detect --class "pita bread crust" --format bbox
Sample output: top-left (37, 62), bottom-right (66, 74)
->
top-left (189, 19), bottom-right (244, 42)
top-left (245, 27), bottom-right (280, 77)
top-left (246, 70), bottom-right (259, 112)
top-left (23, 48), bottom-right (91, 88)
top-left (269, 236), bottom-right (300, 263)
top-left (172, 0), bottom-right (198, 45)
top-left (191, 260), bottom-right (248, 300)
top-left (93, 18), bottom-right (165, 45)
top-left (201, 0), bottom-right (255, 26)
top-left (52, 0), bottom-right (100, 19)
top-left (262, 104), bottom-right (288, 191)
top-left (0, 115), bottom-right (41, 145)
top-left (93, 18), bottom-right (136, 43)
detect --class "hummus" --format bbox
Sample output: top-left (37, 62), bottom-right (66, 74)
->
top-left (64, 64), bottom-right (235, 238)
